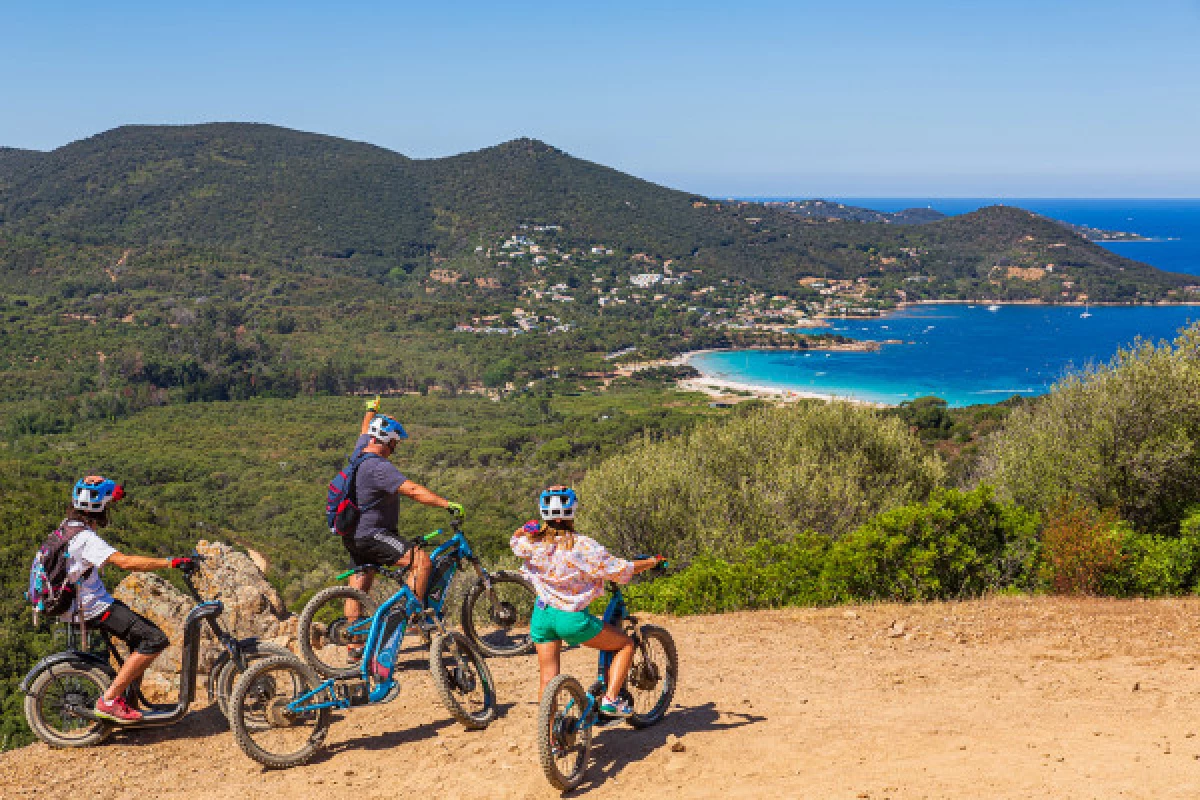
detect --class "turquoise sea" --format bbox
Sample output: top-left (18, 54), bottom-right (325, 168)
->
top-left (691, 304), bottom-right (1200, 407)
top-left (695, 199), bottom-right (1200, 406)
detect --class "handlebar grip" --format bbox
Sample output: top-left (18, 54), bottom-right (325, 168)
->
top-left (423, 529), bottom-right (443, 542)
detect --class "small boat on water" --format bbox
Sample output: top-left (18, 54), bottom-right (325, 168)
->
top-left (987, 304), bottom-right (1001, 312)
top-left (1080, 304), bottom-right (1092, 318)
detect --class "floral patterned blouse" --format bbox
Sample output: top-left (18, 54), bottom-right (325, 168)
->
top-left (510, 522), bottom-right (635, 612)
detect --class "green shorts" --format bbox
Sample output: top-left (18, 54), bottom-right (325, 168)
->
top-left (530, 601), bottom-right (604, 646)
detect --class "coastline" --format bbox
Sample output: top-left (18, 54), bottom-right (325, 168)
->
top-left (666, 301), bottom-right (1200, 406)
top-left (896, 299), bottom-right (1200, 309)
top-left (671, 350), bottom-right (888, 407)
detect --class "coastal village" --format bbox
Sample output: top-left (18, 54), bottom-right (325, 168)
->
top-left (436, 222), bottom-right (1187, 340)
top-left (441, 225), bottom-right (889, 337)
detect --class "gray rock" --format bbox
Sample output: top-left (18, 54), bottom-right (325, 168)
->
top-left (112, 539), bottom-right (296, 696)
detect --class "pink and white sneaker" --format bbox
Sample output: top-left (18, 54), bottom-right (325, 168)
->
top-left (93, 695), bottom-right (143, 723)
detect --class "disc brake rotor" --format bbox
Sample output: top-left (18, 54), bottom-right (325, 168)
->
top-left (325, 618), bottom-right (350, 647)
top-left (552, 714), bottom-right (578, 751)
top-left (265, 698), bottom-right (295, 727)
top-left (450, 656), bottom-right (478, 693)
top-left (491, 601), bottom-right (518, 628)
top-left (629, 661), bottom-right (661, 691)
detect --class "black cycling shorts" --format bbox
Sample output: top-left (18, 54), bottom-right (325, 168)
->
top-left (93, 600), bottom-right (169, 655)
top-left (343, 531), bottom-right (412, 567)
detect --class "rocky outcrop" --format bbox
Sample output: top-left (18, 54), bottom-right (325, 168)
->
top-left (112, 540), bottom-right (296, 698)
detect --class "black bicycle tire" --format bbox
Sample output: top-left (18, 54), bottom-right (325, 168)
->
top-left (23, 663), bottom-right (114, 748)
top-left (428, 631), bottom-right (497, 730)
top-left (296, 585), bottom-right (378, 678)
top-left (228, 655), bottom-right (330, 769)
top-left (459, 571), bottom-right (536, 658)
top-left (213, 641), bottom-right (294, 721)
top-left (537, 673), bottom-right (592, 791)
top-left (626, 624), bottom-right (679, 729)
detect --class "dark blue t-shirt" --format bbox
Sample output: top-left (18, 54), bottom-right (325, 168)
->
top-left (350, 434), bottom-right (407, 540)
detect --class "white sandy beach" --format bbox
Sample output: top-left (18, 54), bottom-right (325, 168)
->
top-left (674, 354), bottom-right (886, 407)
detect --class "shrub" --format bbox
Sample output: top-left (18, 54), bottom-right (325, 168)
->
top-left (821, 486), bottom-right (1040, 602)
top-left (1039, 497), bottom-right (1124, 595)
top-left (580, 400), bottom-right (943, 561)
top-left (623, 534), bottom-right (830, 614)
top-left (979, 324), bottom-right (1200, 535)
top-left (1106, 507), bottom-right (1200, 596)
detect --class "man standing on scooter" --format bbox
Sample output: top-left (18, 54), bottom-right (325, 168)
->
top-left (58, 476), bottom-right (195, 723)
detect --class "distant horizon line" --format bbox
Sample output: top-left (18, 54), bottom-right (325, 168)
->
top-left (729, 195), bottom-right (1200, 201)
top-left (5, 123), bottom-right (1196, 202)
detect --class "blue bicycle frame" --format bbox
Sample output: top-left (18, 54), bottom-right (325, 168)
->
top-left (566, 583), bottom-right (630, 732)
top-left (285, 527), bottom-right (479, 714)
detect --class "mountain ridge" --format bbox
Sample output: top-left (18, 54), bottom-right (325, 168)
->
top-left (0, 122), bottom-right (1189, 298)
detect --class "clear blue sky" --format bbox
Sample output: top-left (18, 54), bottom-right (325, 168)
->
top-left (3, 1), bottom-right (1198, 197)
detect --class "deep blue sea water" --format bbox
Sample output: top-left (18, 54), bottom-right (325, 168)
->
top-left (839, 198), bottom-right (1200, 276)
top-left (696, 199), bottom-right (1200, 406)
top-left (691, 304), bottom-right (1200, 407)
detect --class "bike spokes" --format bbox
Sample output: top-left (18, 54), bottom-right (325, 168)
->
top-left (429, 631), bottom-right (496, 729)
top-left (42, 673), bottom-right (103, 738)
top-left (299, 586), bottom-right (378, 677)
top-left (626, 626), bottom-right (678, 728)
top-left (462, 573), bottom-right (536, 657)
top-left (537, 675), bottom-right (592, 791)
top-left (231, 657), bottom-right (329, 769)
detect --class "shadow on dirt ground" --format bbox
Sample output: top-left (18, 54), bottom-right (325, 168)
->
top-left (571, 702), bottom-right (766, 794)
top-left (305, 700), bottom-right (517, 765)
top-left (108, 704), bottom-right (230, 746)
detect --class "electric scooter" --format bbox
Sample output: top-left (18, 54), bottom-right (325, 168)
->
top-left (21, 553), bottom-right (289, 747)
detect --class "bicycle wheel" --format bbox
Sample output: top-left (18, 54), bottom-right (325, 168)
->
top-left (211, 641), bottom-right (294, 722)
top-left (229, 655), bottom-right (330, 769)
top-left (626, 624), bottom-right (678, 728)
top-left (297, 586), bottom-right (378, 678)
top-left (537, 674), bottom-right (592, 791)
top-left (23, 662), bottom-right (114, 748)
top-left (459, 570), bottom-right (536, 657)
top-left (429, 631), bottom-right (496, 730)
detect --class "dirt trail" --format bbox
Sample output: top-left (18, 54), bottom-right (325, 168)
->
top-left (6, 596), bottom-right (1200, 799)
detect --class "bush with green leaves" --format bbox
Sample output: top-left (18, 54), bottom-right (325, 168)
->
top-left (622, 485), bottom-right (1037, 614)
top-left (580, 400), bottom-right (943, 561)
top-left (1106, 508), bottom-right (1200, 597)
top-left (979, 324), bottom-right (1200, 535)
top-left (622, 534), bottom-right (830, 615)
top-left (820, 486), bottom-right (1040, 603)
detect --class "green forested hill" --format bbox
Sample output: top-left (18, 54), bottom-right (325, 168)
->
top-left (0, 123), bottom-right (1185, 297)
top-left (0, 124), bottom-right (433, 257)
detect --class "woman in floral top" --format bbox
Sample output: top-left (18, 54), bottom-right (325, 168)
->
top-left (511, 486), bottom-right (664, 717)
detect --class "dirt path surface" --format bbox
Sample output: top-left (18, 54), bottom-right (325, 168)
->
top-left (7, 596), bottom-right (1200, 799)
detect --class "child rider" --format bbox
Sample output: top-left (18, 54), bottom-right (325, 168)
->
top-left (510, 486), bottom-right (664, 717)
top-left (57, 476), bottom-right (195, 723)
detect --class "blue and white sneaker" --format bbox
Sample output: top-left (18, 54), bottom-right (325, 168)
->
top-left (598, 697), bottom-right (633, 718)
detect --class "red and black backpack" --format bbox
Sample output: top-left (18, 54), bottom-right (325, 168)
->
top-left (325, 452), bottom-right (384, 536)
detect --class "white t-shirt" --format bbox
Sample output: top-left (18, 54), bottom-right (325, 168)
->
top-left (63, 527), bottom-right (117, 621)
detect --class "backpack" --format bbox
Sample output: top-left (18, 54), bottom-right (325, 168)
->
top-left (27, 520), bottom-right (91, 622)
top-left (326, 452), bottom-right (384, 536)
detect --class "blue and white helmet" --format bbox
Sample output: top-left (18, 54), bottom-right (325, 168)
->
top-left (72, 476), bottom-right (124, 513)
top-left (368, 414), bottom-right (408, 445)
top-left (539, 486), bottom-right (577, 521)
